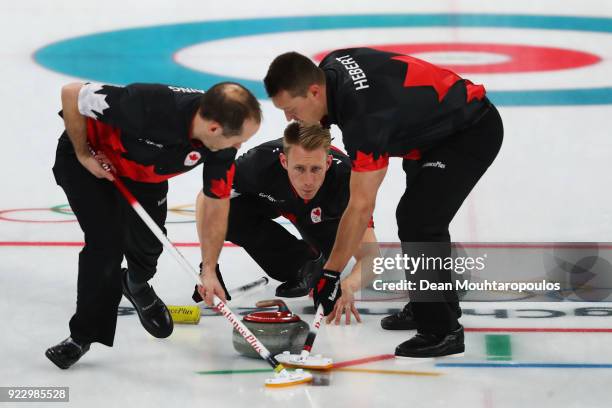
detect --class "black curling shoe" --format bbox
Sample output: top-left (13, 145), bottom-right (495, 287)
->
top-left (382, 303), bottom-right (463, 331)
top-left (45, 337), bottom-right (90, 369)
top-left (122, 268), bottom-right (173, 338)
top-left (381, 303), bottom-right (418, 330)
top-left (275, 252), bottom-right (325, 298)
top-left (395, 325), bottom-right (465, 358)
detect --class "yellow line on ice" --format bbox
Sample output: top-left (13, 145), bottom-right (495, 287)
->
top-left (334, 367), bottom-right (442, 377)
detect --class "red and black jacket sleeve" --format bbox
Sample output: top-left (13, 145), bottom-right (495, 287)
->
top-left (77, 83), bottom-right (162, 132)
top-left (202, 147), bottom-right (237, 199)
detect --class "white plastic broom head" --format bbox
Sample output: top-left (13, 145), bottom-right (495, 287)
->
top-left (264, 368), bottom-right (313, 388)
top-left (275, 351), bottom-right (333, 370)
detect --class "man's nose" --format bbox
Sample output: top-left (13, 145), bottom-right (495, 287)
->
top-left (303, 172), bottom-right (315, 186)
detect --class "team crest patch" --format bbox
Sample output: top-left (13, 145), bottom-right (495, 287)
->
top-left (184, 151), bottom-right (201, 166)
top-left (311, 207), bottom-right (322, 223)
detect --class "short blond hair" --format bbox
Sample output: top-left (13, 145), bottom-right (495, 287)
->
top-left (282, 122), bottom-right (331, 154)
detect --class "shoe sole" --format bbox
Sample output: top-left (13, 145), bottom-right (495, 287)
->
top-left (45, 350), bottom-right (71, 369)
top-left (394, 346), bottom-right (465, 359)
top-left (381, 324), bottom-right (419, 331)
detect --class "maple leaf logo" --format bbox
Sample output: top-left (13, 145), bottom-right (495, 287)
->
top-left (209, 164), bottom-right (235, 198)
top-left (352, 150), bottom-right (389, 171)
top-left (184, 151), bottom-right (201, 166)
top-left (391, 55), bottom-right (461, 102)
top-left (311, 207), bottom-right (322, 224)
top-left (78, 83), bottom-right (111, 119)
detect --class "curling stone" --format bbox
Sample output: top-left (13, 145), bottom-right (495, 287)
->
top-left (233, 299), bottom-right (309, 359)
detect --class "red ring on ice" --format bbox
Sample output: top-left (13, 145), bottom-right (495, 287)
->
top-left (313, 43), bottom-right (601, 74)
top-left (0, 208), bottom-right (76, 223)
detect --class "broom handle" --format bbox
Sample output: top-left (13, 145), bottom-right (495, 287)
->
top-left (112, 176), bottom-right (286, 373)
top-left (300, 304), bottom-right (325, 358)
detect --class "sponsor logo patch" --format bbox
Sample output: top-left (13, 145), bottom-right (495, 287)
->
top-left (422, 161), bottom-right (446, 169)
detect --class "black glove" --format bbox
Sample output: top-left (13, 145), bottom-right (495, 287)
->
top-left (313, 269), bottom-right (342, 315)
top-left (192, 263), bottom-right (231, 303)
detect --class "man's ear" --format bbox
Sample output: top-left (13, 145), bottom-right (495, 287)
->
top-left (279, 152), bottom-right (289, 170)
top-left (308, 83), bottom-right (322, 98)
top-left (207, 120), bottom-right (223, 136)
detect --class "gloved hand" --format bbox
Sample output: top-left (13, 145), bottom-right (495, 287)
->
top-left (192, 263), bottom-right (231, 303)
top-left (313, 269), bottom-right (342, 315)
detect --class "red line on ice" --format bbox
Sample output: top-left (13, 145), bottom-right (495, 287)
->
top-left (465, 327), bottom-right (612, 333)
top-left (0, 241), bottom-right (238, 247)
top-left (333, 354), bottom-right (396, 369)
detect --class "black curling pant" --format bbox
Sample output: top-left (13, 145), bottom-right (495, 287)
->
top-left (397, 103), bottom-right (504, 335)
top-left (226, 195), bottom-right (337, 282)
top-left (52, 134), bottom-right (168, 346)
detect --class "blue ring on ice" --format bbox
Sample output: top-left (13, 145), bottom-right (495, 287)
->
top-left (34, 14), bottom-right (612, 106)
